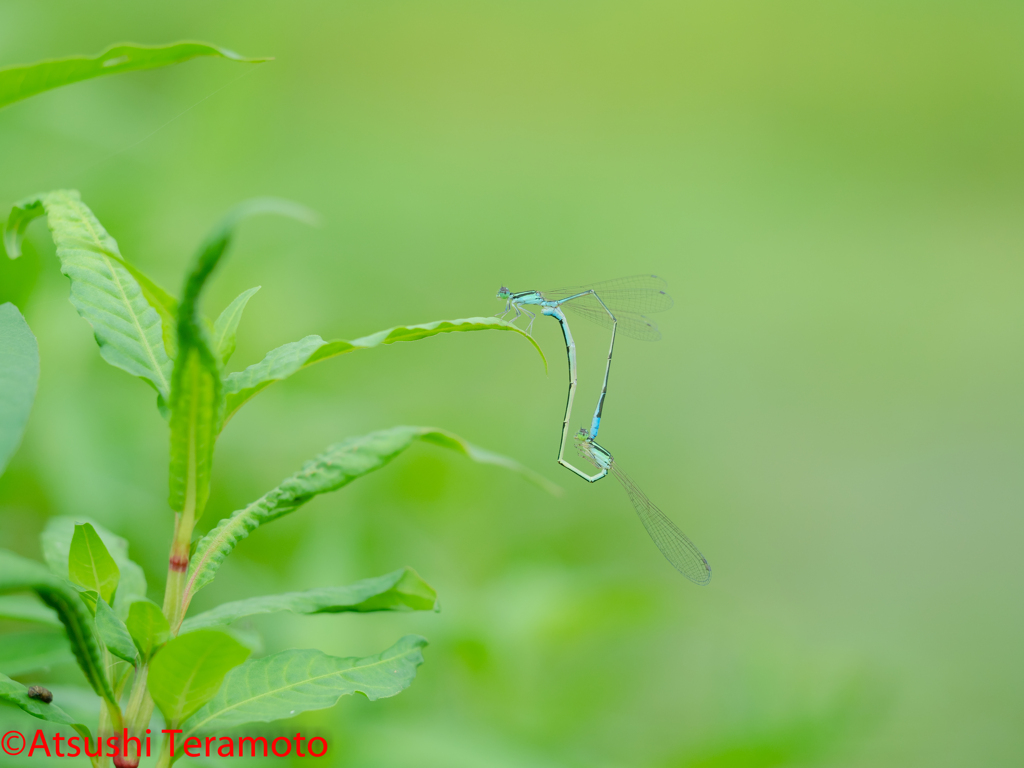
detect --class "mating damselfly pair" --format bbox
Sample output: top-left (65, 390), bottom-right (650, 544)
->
top-left (495, 275), bottom-right (711, 585)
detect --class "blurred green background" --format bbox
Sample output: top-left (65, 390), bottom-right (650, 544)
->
top-left (2, 1), bottom-right (1022, 766)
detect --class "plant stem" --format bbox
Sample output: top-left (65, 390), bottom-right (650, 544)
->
top-left (96, 697), bottom-right (111, 768)
top-left (123, 664), bottom-right (151, 728)
top-left (162, 489), bottom-right (197, 631)
top-left (120, 664), bottom-right (154, 764)
top-left (97, 700), bottom-right (125, 768)
top-left (95, 651), bottom-right (127, 768)
top-left (153, 735), bottom-right (175, 768)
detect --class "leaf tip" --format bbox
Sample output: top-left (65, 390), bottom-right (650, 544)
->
top-left (2, 225), bottom-right (22, 260)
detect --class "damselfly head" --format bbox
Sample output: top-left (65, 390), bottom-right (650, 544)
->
top-left (496, 286), bottom-right (511, 300)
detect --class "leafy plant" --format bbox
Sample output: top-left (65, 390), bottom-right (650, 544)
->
top-left (0, 39), bottom-right (266, 472)
top-left (0, 186), bottom-right (548, 766)
top-left (0, 41), bottom-right (551, 766)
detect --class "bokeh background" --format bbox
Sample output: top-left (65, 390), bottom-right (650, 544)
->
top-left (2, 2), bottom-right (1022, 766)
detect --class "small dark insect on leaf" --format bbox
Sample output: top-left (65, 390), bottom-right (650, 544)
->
top-left (26, 685), bottom-right (53, 704)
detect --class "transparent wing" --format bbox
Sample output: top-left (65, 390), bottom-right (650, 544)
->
top-left (540, 274), bottom-right (673, 315)
top-left (562, 297), bottom-right (662, 342)
top-left (610, 462), bottom-right (712, 585)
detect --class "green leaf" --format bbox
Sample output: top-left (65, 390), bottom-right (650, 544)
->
top-left (182, 635), bottom-right (427, 735)
top-left (183, 426), bottom-right (558, 609)
top-left (180, 567), bottom-right (438, 633)
top-left (0, 549), bottom-right (116, 706)
top-left (0, 631), bottom-right (73, 675)
top-left (148, 629), bottom-right (250, 727)
top-left (68, 523), bottom-right (120, 605)
top-left (167, 349), bottom-right (220, 518)
top-left (223, 317), bottom-right (546, 426)
top-left (0, 671), bottom-right (91, 739)
top-left (76, 588), bottom-right (99, 615)
top-left (0, 595), bottom-right (61, 626)
top-left (112, 258), bottom-right (179, 362)
top-left (40, 516), bottom-right (147, 619)
top-left (0, 302), bottom-right (39, 476)
top-left (221, 627), bottom-right (263, 655)
top-left (4, 191), bottom-right (173, 401)
top-left (212, 286), bottom-right (260, 366)
top-left (0, 41), bottom-right (269, 110)
top-left (95, 598), bottom-right (138, 665)
top-left (169, 199), bottom-right (315, 520)
top-left (55, 226), bottom-right (179, 359)
top-left (126, 599), bottom-right (169, 661)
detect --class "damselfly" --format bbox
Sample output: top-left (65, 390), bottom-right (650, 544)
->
top-left (496, 275), bottom-right (672, 480)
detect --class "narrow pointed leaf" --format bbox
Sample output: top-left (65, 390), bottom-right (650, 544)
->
top-left (0, 549), bottom-right (116, 706)
top-left (167, 349), bottom-right (219, 517)
top-left (0, 302), bottom-right (39, 476)
top-left (4, 191), bottom-right (173, 400)
top-left (40, 516), bottom-right (147, 619)
top-left (0, 671), bottom-right (91, 739)
top-left (0, 595), bottom-right (61, 626)
top-left (0, 631), bottom-right (73, 675)
top-left (169, 199), bottom-right (314, 519)
top-left (223, 317), bottom-right (546, 426)
top-left (184, 426), bottom-right (558, 608)
top-left (126, 599), bottom-right (170, 661)
top-left (106, 255), bottom-right (179, 361)
top-left (148, 629), bottom-right (250, 726)
top-left (68, 523), bottom-right (120, 605)
top-left (95, 598), bottom-right (138, 665)
top-left (0, 41), bottom-right (269, 110)
top-left (182, 635), bottom-right (427, 735)
top-left (212, 286), bottom-right (260, 365)
top-left (180, 567), bottom-right (437, 633)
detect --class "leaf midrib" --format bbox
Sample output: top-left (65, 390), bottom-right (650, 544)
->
top-left (69, 196), bottom-right (170, 396)
top-left (221, 317), bottom-right (544, 420)
top-left (182, 495), bottom-right (262, 603)
top-left (83, 533), bottom-right (102, 598)
top-left (183, 647), bottom-right (418, 735)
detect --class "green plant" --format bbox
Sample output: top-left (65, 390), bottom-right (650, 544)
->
top-left (0, 42), bottom-right (267, 111)
top-left (1, 40), bottom-right (265, 473)
top-left (0, 41), bottom-right (550, 766)
top-left (0, 38), bottom-right (551, 760)
top-left (0, 188), bottom-right (550, 766)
